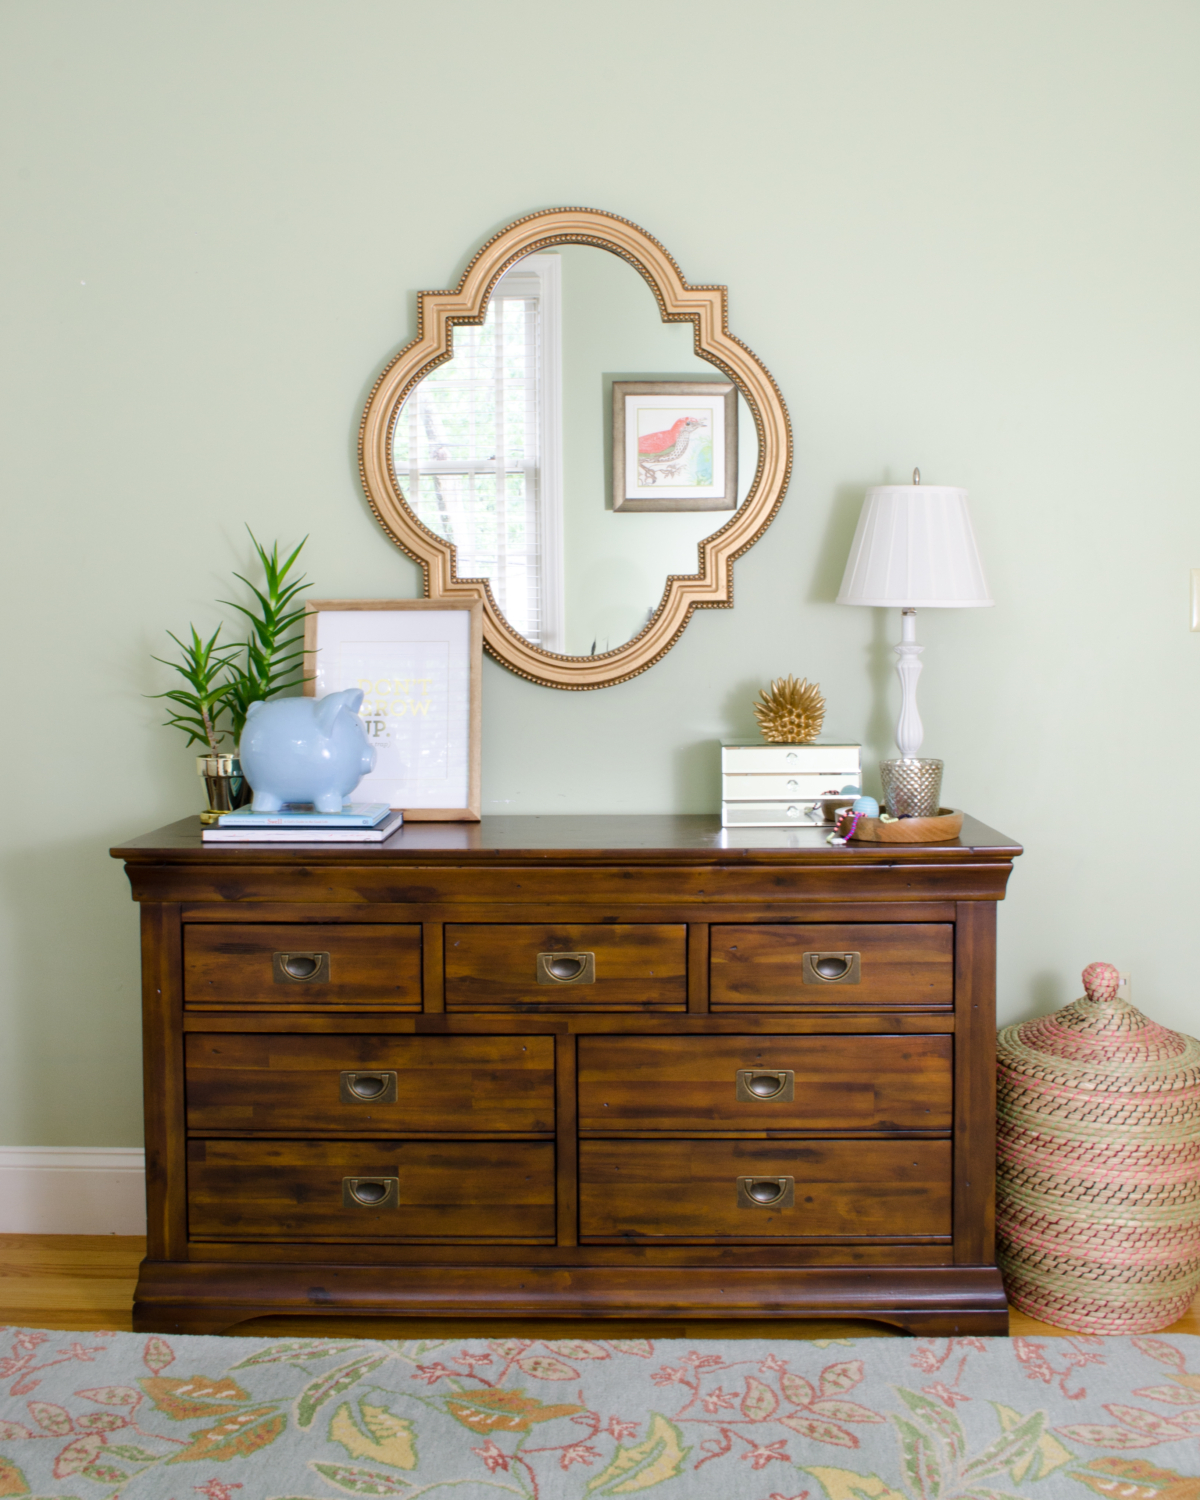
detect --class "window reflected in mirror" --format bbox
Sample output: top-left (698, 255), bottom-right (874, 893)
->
top-left (393, 256), bottom-right (562, 649)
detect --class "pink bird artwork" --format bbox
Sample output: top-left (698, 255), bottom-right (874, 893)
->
top-left (636, 413), bottom-right (708, 485)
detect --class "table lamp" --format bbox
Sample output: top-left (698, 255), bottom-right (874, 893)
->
top-left (836, 471), bottom-right (992, 812)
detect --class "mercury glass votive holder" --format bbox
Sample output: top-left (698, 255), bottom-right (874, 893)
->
top-left (880, 757), bottom-right (944, 819)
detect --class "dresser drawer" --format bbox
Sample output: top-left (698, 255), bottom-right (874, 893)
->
top-left (445, 924), bottom-right (686, 1011)
top-left (710, 924), bottom-right (953, 1009)
top-left (186, 1034), bottom-right (555, 1133)
top-left (184, 924), bottom-right (421, 1009)
top-left (578, 1035), bottom-right (952, 1131)
top-left (187, 1139), bottom-right (555, 1240)
top-left (579, 1139), bottom-right (951, 1240)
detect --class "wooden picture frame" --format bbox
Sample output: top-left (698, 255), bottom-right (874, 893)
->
top-left (612, 380), bottom-right (738, 512)
top-left (303, 599), bottom-right (482, 821)
top-left (358, 207), bottom-right (792, 691)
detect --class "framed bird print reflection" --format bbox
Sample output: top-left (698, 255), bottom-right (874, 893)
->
top-left (612, 380), bottom-right (738, 512)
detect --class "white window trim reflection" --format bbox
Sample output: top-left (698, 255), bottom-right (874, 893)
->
top-left (393, 255), bottom-right (564, 653)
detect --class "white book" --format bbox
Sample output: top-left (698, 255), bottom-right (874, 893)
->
top-left (202, 809), bottom-right (405, 844)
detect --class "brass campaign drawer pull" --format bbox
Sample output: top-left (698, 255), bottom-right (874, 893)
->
top-left (802, 951), bottom-right (861, 985)
top-left (737, 1176), bottom-right (795, 1209)
top-left (339, 1071), bottom-right (398, 1104)
top-left (273, 951), bottom-right (330, 984)
top-left (342, 1177), bottom-right (398, 1209)
top-left (536, 951), bottom-right (596, 985)
top-left (736, 1069), bottom-right (795, 1102)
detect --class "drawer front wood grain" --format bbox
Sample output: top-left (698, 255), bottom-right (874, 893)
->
top-left (187, 1140), bottom-right (555, 1239)
top-left (186, 1034), bottom-right (555, 1133)
top-left (445, 924), bottom-right (686, 1011)
top-left (184, 924), bottom-right (421, 1009)
top-left (579, 1140), bottom-right (951, 1240)
top-left (710, 924), bottom-right (953, 1009)
top-left (578, 1035), bottom-right (952, 1131)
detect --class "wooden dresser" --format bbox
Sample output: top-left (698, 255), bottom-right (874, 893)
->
top-left (112, 813), bottom-right (1020, 1336)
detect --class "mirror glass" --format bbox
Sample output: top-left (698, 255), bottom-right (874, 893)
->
top-left (391, 245), bottom-right (758, 656)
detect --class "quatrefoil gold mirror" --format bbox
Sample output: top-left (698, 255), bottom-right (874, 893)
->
top-left (359, 208), bottom-right (792, 690)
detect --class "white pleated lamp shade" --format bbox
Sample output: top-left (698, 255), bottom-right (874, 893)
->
top-left (836, 485), bottom-right (993, 608)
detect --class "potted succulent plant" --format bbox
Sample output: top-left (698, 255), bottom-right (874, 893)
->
top-left (152, 534), bottom-right (310, 819)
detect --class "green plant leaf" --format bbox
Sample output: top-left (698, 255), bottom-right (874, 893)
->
top-left (150, 624), bottom-right (237, 751)
top-left (220, 531), bottom-right (312, 739)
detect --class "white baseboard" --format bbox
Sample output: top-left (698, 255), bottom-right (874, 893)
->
top-left (0, 1148), bottom-right (147, 1235)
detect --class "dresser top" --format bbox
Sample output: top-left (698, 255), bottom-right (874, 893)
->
top-left (112, 813), bottom-right (1021, 867)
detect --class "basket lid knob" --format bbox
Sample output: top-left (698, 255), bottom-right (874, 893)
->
top-left (1081, 961), bottom-right (1121, 1004)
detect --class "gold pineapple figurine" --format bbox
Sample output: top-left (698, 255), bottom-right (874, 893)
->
top-left (753, 675), bottom-right (826, 744)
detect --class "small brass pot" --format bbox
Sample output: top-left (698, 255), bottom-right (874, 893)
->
top-left (197, 754), bottom-right (251, 824)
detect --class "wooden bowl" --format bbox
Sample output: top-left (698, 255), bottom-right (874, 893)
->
top-left (847, 807), bottom-right (963, 844)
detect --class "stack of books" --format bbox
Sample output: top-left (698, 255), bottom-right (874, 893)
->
top-left (721, 742), bottom-right (862, 829)
top-left (201, 803), bottom-right (404, 843)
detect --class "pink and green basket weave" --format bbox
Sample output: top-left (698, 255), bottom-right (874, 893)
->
top-left (996, 960), bottom-right (1200, 1333)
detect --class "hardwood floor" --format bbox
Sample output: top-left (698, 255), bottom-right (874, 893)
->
top-left (2, 1236), bottom-right (1197, 1341)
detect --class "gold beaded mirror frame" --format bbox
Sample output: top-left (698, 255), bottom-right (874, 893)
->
top-left (358, 207), bottom-right (792, 690)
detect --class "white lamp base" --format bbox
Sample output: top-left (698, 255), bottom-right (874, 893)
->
top-left (895, 608), bottom-right (924, 758)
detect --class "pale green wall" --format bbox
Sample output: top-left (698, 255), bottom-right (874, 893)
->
top-left (1, 1), bottom-right (1197, 1146)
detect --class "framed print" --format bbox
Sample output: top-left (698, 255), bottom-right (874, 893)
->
top-left (303, 599), bottom-right (482, 820)
top-left (612, 380), bottom-right (738, 512)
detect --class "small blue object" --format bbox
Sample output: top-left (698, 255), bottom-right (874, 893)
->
top-left (218, 802), bottom-right (391, 828)
top-left (852, 795), bottom-right (880, 817)
top-left (239, 689), bottom-right (377, 814)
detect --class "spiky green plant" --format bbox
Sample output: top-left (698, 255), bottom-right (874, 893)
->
top-left (220, 532), bottom-right (311, 741)
top-left (150, 624), bottom-right (238, 755)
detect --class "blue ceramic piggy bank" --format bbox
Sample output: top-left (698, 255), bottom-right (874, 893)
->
top-left (239, 689), bottom-right (377, 813)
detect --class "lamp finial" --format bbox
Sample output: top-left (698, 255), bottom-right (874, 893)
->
top-left (912, 467), bottom-right (921, 485)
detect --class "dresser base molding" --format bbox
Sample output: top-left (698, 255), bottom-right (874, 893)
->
top-left (132, 1262), bottom-right (1009, 1337)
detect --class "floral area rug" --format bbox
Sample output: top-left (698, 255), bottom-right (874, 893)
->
top-left (1, 1325), bottom-right (1199, 1499)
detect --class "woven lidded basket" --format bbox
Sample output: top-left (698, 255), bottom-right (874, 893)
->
top-left (996, 961), bottom-right (1200, 1333)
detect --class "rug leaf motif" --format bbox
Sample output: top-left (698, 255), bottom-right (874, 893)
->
top-left (993, 1403), bottom-right (1074, 1481)
top-left (139, 1374), bottom-right (251, 1420)
top-left (230, 1341), bottom-right (361, 1370)
top-left (329, 1401), bottom-right (417, 1470)
top-left (804, 1466), bottom-right (907, 1500)
top-left (0, 1456), bottom-right (28, 1497)
top-left (742, 1375), bottom-right (779, 1422)
top-left (544, 1340), bottom-right (610, 1361)
top-left (165, 1404), bottom-right (285, 1464)
top-left (295, 1356), bottom-right (389, 1431)
top-left (896, 1388), bottom-right (966, 1463)
top-left (443, 1387), bottom-right (584, 1435)
top-left (586, 1412), bottom-right (690, 1494)
top-left (142, 1336), bottom-right (174, 1374)
top-left (1070, 1456), bottom-right (1200, 1499)
top-left (514, 1355), bottom-right (578, 1381)
top-left (309, 1458), bottom-right (412, 1494)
